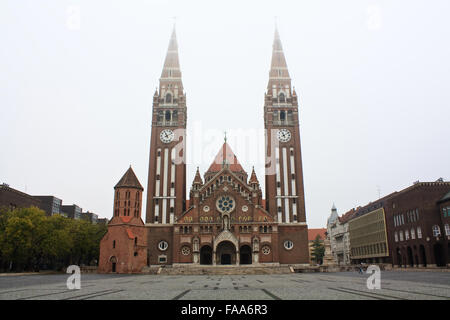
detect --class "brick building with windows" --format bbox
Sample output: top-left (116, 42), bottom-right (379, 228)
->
top-left (98, 26), bottom-right (310, 273)
top-left (0, 184), bottom-right (42, 210)
top-left (386, 181), bottom-right (450, 268)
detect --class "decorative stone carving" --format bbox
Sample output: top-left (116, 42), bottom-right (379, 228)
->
top-left (213, 230), bottom-right (239, 251)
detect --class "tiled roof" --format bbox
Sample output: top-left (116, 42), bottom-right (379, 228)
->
top-left (249, 167), bottom-right (259, 184)
top-left (338, 208), bottom-right (357, 223)
top-left (308, 228), bottom-right (327, 241)
top-left (115, 166), bottom-right (143, 190)
top-left (193, 167), bottom-right (203, 184)
top-left (206, 142), bottom-right (245, 174)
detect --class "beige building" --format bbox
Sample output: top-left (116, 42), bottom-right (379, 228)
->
top-left (348, 200), bottom-right (390, 264)
top-left (327, 204), bottom-right (354, 265)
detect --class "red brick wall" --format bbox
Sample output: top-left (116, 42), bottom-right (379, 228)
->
top-left (277, 225), bottom-right (309, 264)
top-left (98, 223), bottom-right (147, 273)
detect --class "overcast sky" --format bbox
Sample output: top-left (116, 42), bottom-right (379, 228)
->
top-left (1, 0), bottom-right (449, 228)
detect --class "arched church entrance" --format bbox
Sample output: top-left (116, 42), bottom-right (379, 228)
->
top-left (240, 245), bottom-right (252, 265)
top-left (216, 241), bottom-right (236, 265)
top-left (200, 245), bottom-right (212, 265)
top-left (110, 256), bottom-right (117, 273)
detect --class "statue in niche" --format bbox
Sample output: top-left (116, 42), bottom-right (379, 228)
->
top-left (253, 237), bottom-right (259, 252)
top-left (223, 215), bottom-right (230, 231)
top-left (193, 238), bottom-right (199, 252)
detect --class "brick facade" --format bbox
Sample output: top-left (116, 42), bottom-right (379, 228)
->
top-left (98, 26), bottom-right (310, 273)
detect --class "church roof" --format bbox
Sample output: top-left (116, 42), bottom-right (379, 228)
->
top-left (193, 167), bottom-right (203, 184)
top-left (114, 166), bottom-right (144, 190)
top-left (206, 142), bottom-right (245, 174)
top-left (249, 167), bottom-right (259, 184)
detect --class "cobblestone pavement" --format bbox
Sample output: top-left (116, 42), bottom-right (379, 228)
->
top-left (0, 271), bottom-right (449, 300)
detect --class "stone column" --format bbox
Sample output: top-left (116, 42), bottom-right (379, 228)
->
top-left (213, 251), bottom-right (216, 265)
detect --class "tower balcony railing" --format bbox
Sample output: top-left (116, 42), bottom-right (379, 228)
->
top-left (272, 120), bottom-right (295, 126)
top-left (156, 121), bottom-right (178, 126)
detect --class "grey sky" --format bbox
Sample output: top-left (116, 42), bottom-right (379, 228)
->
top-left (1, 0), bottom-right (449, 228)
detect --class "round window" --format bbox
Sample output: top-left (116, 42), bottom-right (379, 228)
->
top-left (284, 240), bottom-right (294, 250)
top-left (181, 246), bottom-right (190, 256)
top-left (262, 245), bottom-right (271, 255)
top-left (158, 240), bottom-right (169, 251)
top-left (216, 195), bottom-right (235, 213)
top-left (203, 205), bottom-right (210, 212)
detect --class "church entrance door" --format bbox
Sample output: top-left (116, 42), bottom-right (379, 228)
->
top-left (216, 241), bottom-right (236, 265)
top-left (200, 245), bottom-right (213, 265)
top-left (240, 245), bottom-right (252, 265)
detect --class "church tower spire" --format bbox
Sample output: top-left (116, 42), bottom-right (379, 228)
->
top-left (263, 26), bottom-right (306, 225)
top-left (146, 25), bottom-right (187, 225)
top-left (267, 25), bottom-right (292, 98)
top-left (160, 24), bottom-right (184, 94)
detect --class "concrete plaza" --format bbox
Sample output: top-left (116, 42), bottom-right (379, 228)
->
top-left (0, 271), bottom-right (449, 300)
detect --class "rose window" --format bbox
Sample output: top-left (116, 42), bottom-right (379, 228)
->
top-left (216, 195), bottom-right (235, 213)
top-left (181, 246), bottom-right (190, 256)
top-left (262, 245), bottom-right (271, 255)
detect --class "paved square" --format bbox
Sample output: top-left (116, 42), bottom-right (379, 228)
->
top-left (0, 271), bottom-right (449, 300)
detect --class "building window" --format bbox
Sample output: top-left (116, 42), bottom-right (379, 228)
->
top-left (262, 245), bottom-right (271, 255)
top-left (279, 92), bottom-right (286, 103)
top-left (134, 252), bottom-right (138, 257)
top-left (394, 232), bottom-right (398, 242)
top-left (165, 93), bottom-right (172, 103)
top-left (405, 229), bottom-right (409, 240)
top-left (158, 240), bottom-right (169, 251)
top-left (445, 224), bottom-right (450, 236)
top-left (432, 225), bottom-right (441, 237)
top-left (284, 240), bottom-right (294, 250)
top-left (411, 228), bottom-right (415, 240)
top-left (399, 231), bottom-right (404, 242)
top-left (417, 227), bottom-right (422, 239)
top-left (113, 240), bottom-right (116, 248)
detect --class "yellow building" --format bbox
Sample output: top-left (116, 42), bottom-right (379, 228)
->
top-left (349, 206), bottom-right (390, 264)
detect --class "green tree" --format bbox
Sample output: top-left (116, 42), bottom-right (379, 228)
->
top-left (0, 206), bottom-right (107, 272)
top-left (311, 234), bottom-right (325, 265)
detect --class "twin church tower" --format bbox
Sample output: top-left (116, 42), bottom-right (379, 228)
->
top-left (99, 25), bottom-right (309, 273)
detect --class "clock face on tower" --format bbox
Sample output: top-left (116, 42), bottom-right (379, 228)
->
top-left (160, 129), bottom-right (174, 143)
top-left (277, 129), bottom-right (291, 143)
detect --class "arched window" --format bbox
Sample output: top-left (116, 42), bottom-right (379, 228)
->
top-left (166, 93), bottom-right (172, 103)
top-left (165, 110), bottom-right (171, 121)
top-left (279, 92), bottom-right (286, 103)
